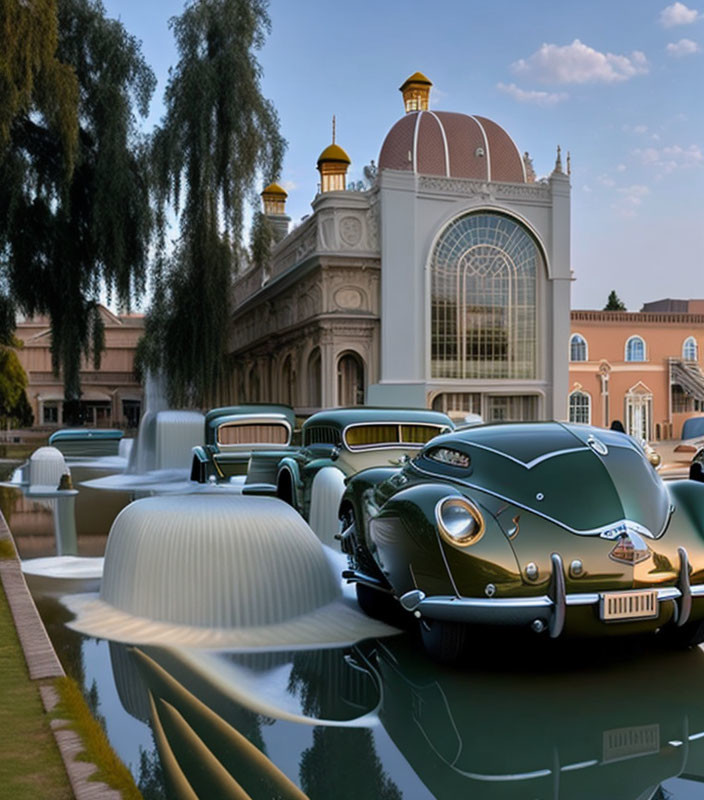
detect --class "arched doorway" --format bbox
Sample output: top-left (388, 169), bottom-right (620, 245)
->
top-left (337, 352), bottom-right (364, 406)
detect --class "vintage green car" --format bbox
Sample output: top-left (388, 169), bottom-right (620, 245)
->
top-left (190, 405), bottom-right (296, 483)
top-left (244, 407), bottom-right (454, 544)
top-left (338, 421), bottom-right (704, 659)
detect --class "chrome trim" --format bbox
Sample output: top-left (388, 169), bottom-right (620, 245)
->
top-left (414, 585), bottom-right (690, 628)
top-left (410, 460), bottom-right (673, 539)
top-left (342, 421), bottom-right (448, 452)
top-left (458, 440), bottom-right (590, 469)
top-left (677, 546), bottom-right (692, 627)
top-left (549, 553), bottom-right (566, 638)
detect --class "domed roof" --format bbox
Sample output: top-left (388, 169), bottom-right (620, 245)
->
top-left (378, 110), bottom-right (526, 183)
top-left (317, 142), bottom-right (351, 166)
top-left (261, 182), bottom-right (287, 197)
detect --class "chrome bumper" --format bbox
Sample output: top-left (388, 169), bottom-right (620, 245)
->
top-left (399, 549), bottom-right (703, 639)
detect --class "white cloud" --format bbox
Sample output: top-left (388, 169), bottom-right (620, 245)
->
top-left (617, 163), bottom-right (627, 172)
top-left (633, 143), bottom-right (704, 173)
top-left (281, 180), bottom-right (298, 192)
top-left (613, 184), bottom-right (651, 217)
top-left (666, 37), bottom-right (700, 56)
top-left (496, 82), bottom-right (568, 106)
top-left (511, 39), bottom-right (648, 84)
top-left (597, 174), bottom-right (616, 187)
top-left (660, 2), bottom-right (700, 27)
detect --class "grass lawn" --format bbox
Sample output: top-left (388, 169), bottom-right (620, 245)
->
top-left (0, 581), bottom-right (73, 800)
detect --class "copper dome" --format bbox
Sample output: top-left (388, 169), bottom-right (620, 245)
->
top-left (378, 110), bottom-right (526, 183)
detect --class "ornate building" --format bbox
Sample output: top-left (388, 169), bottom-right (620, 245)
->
top-left (228, 73), bottom-right (572, 421)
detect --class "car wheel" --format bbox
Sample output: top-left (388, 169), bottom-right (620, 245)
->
top-left (661, 618), bottom-right (704, 649)
top-left (420, 619), bottom-right (467, 663)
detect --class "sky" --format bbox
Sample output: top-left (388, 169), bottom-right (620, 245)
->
top-left (101, 0), bottom-right (704, 312)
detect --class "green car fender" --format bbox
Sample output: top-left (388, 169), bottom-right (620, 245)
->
top-left (276, 457), bottom-right (302, 506)
top-left (369, 482), bottom-right (521, 600)
top-left (663, 480), bottom-right (704, 585)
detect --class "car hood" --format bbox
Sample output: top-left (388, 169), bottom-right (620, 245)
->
top-left (415, 423), bottom-right (671, 537)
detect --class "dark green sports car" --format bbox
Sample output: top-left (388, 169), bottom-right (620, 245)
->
top-left (338, 421), bottom-right (704, 659)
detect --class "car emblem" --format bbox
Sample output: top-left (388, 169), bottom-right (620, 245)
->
top-left (608, 531), bottom-right (651, 565)
top-left (587, 435), bottom-right (608, 456)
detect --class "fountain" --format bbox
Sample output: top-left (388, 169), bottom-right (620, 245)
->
top-left (66, 494), bottom-right (398, 649)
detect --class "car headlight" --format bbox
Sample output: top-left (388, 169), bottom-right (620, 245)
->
top-left (435, 497), bottom-right (485, 547)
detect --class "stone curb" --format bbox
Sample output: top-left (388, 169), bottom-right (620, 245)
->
top-left (0, 512), bottom-right (123, 799)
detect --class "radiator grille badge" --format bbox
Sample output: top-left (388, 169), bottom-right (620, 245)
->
top-left (609, 531), bottom-right (651, 565)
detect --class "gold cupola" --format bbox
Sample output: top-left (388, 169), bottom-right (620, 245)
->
top-left (400, 71), bottom-right (432, 113)
top-left (317, 116), bottom-right (350, 193)
top-left (260, 182), bottom-right (290, 241)
top-left (261, 182), bottom-right (287, 215)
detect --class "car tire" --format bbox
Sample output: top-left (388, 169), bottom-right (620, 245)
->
top-left (662, 618), bottom-right (704, 649)
top-left (420, 619), bottom-right (467, 663)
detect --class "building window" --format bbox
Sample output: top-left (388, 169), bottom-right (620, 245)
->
top-left (569, 334), bottom-right (588, 362)
top-left (432, 393), bottom-right (482, 415)
top-left (307, 348), bottom-right (322, 408)
top-left (568, 391), bottom-right (591, 425)
top-left (431, 212), bottom-right (541, 380)
top-left (337, 352), bottom-right (365, 406)
top-left (625, 336), bottom-right (646, 362)
top-left (122, 400), bottom-right (141, 429)
top-left (485, 395), bottom-right (538, 422)
top-left (683, 336), bottom-right (698, 361)
top-left (43, 404), bottom-right (59, 424)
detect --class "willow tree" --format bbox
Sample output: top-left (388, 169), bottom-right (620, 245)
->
top-left (145, 0), bottom-right (286, 406)
top-left (0, 0), bottom-right (155, 422)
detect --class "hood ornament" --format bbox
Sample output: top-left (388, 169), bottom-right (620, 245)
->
top-left (607, 528), bottom-right (652, 565)
top-left (587, 434), bottom-right (608, 456)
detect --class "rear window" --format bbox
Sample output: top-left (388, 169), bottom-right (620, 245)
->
top-left (217, 423), bottom-right (290, 446)
top-left (344, 423), bottom-right (446, 450)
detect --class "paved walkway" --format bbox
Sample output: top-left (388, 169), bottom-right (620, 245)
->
top-left (0, 512), bottom-right (122, 800)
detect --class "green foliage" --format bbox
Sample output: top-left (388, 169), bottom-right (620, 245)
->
top-left (145, 0), bottom-right (286, 406)
top-left (52, 675), bottom-right (141, 799)
top-left (0, 346), bottom-right (32, 428)
top-left (0, 0), bottom-right (154, 415)
top-left (0, 0), bottom-right (78, 167)
top-left (603, 290), bottom-right (627, 311)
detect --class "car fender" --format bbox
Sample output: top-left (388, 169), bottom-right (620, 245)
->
top-left (190, 445), bottom-right (212, 483)
top-left (308, 466), bottom-right (347, 546)
top-left (372, 483), bottom-right (520, 599)
top-left (341, 467), bottom-right (405, 541)
top-left (276, 458), bottom-right (301, 507)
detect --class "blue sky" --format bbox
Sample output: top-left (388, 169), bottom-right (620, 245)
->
top-left (102, 0), bottom-right (703, 311)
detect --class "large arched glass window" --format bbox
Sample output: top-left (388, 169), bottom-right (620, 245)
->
top-left (570, 334), bottom-right (588, 362)
top-left (625, 335), bottom-right (646, 362)
top-left (683, 336), bottom-right (698, 361)
top-left (568, 390), bottom-right (591, 424)
top-left (431, 212), bottom-right (541, 379)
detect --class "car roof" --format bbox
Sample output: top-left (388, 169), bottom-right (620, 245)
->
top-left (205, 405), bottom-right (296, 429)
top-left (49, 428), bottom-right (123, 442)
top-left (302, 407), bottom-right (454, 431)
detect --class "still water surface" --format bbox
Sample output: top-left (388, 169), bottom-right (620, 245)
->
top-left (4, 467), bottom-right (704, 799)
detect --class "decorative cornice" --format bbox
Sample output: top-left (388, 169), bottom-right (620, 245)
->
top-left (572, 310), bottom-right (704, 325)
top-left (417, 175), bottom-right (551, 202)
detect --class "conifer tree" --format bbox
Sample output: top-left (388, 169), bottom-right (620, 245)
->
top-left (603, 290), bottom-right (626, 311)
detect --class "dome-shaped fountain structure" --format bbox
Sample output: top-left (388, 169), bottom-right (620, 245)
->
top-left (28, 446), bottom-right (69, 489)
top-left (67, 495), bottom-right (397, 648)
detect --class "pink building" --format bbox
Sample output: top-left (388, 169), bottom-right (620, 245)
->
top-left (15, 306), bottom-right (144, 428)
top-left (569, 302), bottom-right (704, 441)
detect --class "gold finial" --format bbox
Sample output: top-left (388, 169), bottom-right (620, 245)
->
top-left (58, 473), bottom-right (73, 491)
top-left (332, 115), bottom-right (336, 145)
top-left (567, 151), bottom-right (571, 176)
top-left (554, 145), bottom-right (563, 174)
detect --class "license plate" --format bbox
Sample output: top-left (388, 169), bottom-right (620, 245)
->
top-left (603, 724), bottom-right (659, 763)
top-left (600, 589), bottom-right (658, 622)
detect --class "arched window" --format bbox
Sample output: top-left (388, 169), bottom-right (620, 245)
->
top-left (307, 348), bottom-right (321, 408)
top-left (683, 336), bottom-right (698, 361)
top-left (281, 355), bottom-right (294, 406)
top-left (431, 212), bottom-right (542, 380)
top-left (337, 352), bottom-right (365, 406)
top-left (568, 391), bottom-right (591, 425)
top-left (625, 336), bottom-right (646, 362)
top-left (570, 334), bottom-right (588, 362)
